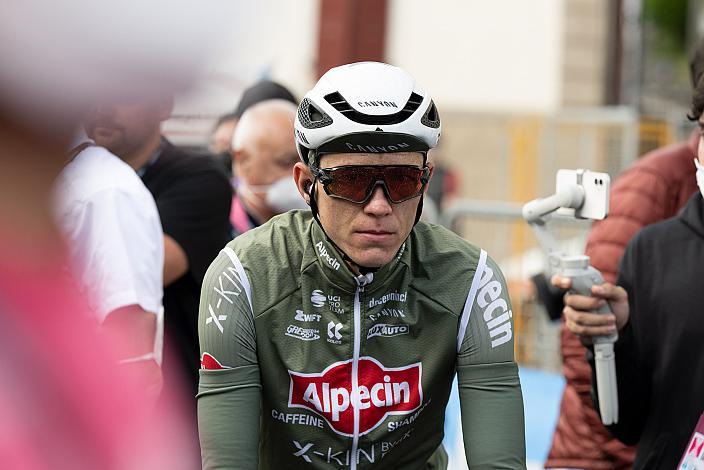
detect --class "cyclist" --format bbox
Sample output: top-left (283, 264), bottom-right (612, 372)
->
top-left (198, 61), bottom-right (526, 469)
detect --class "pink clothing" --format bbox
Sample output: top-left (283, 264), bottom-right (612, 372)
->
top-left (0, 238), bottom-right (196, 469)
top-left (230, 194), bottom-right (256, 235)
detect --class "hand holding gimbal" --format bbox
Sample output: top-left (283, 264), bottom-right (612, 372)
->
top-left (523, 169), bottom-right (619, 425)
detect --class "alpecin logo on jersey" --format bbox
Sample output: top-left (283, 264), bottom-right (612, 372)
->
top-left (315, 241), bottom-right (341, 271)
top-left (476, 264), bottom-right (513, 348)
top-left (288, 357), bottom-right (422, 436)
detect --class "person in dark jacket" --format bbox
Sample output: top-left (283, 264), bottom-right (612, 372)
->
top-left (544, 130), bottom-right (699, 469)
top-left (544, 39), bottom-right (704, 469)
top-left (553, 75), bottom-right (704, 469)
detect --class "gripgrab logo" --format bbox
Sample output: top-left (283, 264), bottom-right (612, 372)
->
top-left (288, 357), bottom-right (422, 436)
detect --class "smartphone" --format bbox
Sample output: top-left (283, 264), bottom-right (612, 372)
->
top-left (556, 169), bottom-right (610, 220)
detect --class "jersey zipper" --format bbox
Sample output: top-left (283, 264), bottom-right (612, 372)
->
top-left (351, 283), bottom-right (362, 470)
top-left (351, 273), bottom-right (372, 470)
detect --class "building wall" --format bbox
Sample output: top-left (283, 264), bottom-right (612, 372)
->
top-left (385, 0), bottom-right (565, 113)
top-left (560, 0), bottom-right (611, 107)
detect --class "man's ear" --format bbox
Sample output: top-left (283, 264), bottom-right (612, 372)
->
top-left (293, 162), bottom-right (313, 204)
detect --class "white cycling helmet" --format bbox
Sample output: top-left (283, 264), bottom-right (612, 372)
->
top-left (294, 62), bottom-right (440, 165)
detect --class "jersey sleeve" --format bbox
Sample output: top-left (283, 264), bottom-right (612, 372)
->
top-left (197, 246), bottom-right (261, 470)
top-left (456, 251), bottom-right (526, 468)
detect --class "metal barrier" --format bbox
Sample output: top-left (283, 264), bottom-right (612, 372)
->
top-left (433, 107), bottom-right (647, 371)
top-left (438, 199), bottom-right (596, 372)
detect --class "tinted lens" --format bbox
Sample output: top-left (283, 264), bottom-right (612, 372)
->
top-left (325, 166), bottom-right (426, 203)
top-left (326, 167), bottom-right (371, 202)
top-left (382, 167), bottom-right (425, 202)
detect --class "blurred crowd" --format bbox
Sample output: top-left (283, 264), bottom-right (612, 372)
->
top-left (1, 2), bottom-right (703, 470)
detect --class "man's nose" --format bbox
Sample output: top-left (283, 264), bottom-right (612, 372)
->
top-left (363, 185), bottom-right (393, 215)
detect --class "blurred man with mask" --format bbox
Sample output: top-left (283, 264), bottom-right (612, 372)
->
top-left (230, 99), bottom-right (308, 235)
top-left (209, 80), bottom-right (297, 177)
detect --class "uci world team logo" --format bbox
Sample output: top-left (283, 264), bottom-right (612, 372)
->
top-left (311, 289), bottom-right (326, 308)
top-left (288, 357), bottom-right (422, 436)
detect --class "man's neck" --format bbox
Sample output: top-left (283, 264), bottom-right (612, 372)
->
top-left (123, 132), bottom-right (163, 171)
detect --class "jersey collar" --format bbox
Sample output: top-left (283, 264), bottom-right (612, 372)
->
top-left (305, 217), bottom-right (409, 293)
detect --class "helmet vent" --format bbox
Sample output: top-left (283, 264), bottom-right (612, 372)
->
top-left (298, 98), bottom-right (333, 129)
top-left (323, 91), bottom-right (424, 125)
top-left (420, 100), bottom-right (440, 129)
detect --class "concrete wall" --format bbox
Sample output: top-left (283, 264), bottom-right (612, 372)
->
top-left (385, 0), bottom-right (565, 113)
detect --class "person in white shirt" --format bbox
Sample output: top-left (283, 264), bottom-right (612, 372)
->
top-left (55, 130), bottom-right (165, 396)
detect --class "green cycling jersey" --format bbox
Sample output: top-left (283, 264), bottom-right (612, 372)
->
top-left (198, 210), bottom-right (526, 469)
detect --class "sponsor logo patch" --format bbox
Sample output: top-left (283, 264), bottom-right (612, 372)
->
top-left (291, 440), bottom-right (387, 466)
top-left (310, 289), bottom-right (344, 314)
top-left (288, 357), bottom-right (422, 436)
top-left (285, 324), bottom-right (320, 341)
top-left (367, 324), bottom-right (409, 339)
top-left (271, 409), bottom-right (324, 429)
top-left (368, 308), bottom-right (405, 321)
top-left (205, 305), bottom-right (228, 332)
top-left (295, 310), bottom-right (321, 322)
top-left (327, 321), bottom-right (343, 344)
top-left (368, 291), bottom-right (407, 308)
top-left (315, 241), bottom-right (341, 271)
top-left (344, 142), bottom-right (412, 154)
top-left (311, 290), bottom-right (326, 308)
top-left (476, 265), bottom-right (513, 348)
top-left (357, 100), bottom-right (398, 108)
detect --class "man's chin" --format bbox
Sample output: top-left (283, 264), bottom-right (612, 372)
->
top-left (348, 248), bottom-right (397, 270)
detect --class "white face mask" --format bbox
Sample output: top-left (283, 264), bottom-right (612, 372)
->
top-left (235, 177), bottom-right (308, 213)
top-left (695, 158), bottom-right (704, 199)
top-left (265, 177), bottom-right (309, 213)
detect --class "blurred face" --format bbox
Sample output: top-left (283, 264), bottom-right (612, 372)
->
top-left (233, 128), bottom-right (299, 219)
top-left (234, 137), bottom-right (297, 188)
top-left (85, 99), bottom-right (171, 158)
top-left (303, 152), bottom-right (427, 268)
top-left (209, 118), bottom-right (238, 154)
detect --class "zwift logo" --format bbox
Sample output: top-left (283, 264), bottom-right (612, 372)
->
top-left (295, 310), bottom-right (321, 322)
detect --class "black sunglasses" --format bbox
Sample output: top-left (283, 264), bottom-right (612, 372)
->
top-left (311, 164), bottom-right (431, 204)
